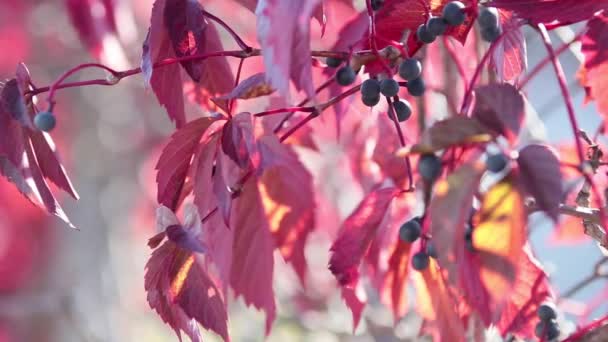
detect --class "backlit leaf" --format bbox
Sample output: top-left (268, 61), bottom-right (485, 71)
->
top-left (580, 13), bottom-right (608, 121)
top-left (471, 83), bottom-right (525, 144)
top-left (489, 0), bottom-right (608, 25)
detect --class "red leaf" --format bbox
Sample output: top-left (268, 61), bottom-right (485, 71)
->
top-left (341, 284), bottom-right (367, 331)
top-left (258, 135), bottom-right (316, 285)
top-left (221, 112), bottom-right (258, 169)
top-left (517, 144), bottom-right (562, 221)
top-left (230, 178), bottom-right (276, 334)
top-left (145, 241), bottom-right (229, 342)
top-left (380, 241), bottom-right (412, 321)
top-left (329, 187), bottom-right (400, 287)
top-left (413, 260), bottom-right (467, 342)
top-left (217, 73), bottom-right (275, 100)
top-left (256, 0), bottom-right (319, 98)
top-left (490, 10), bottom-right (527, 82)
top-left (142, 20), bottom-right (186, 127)
top-left (156, 117), bottom-right (218, 210)
top-left (213, 147), bottom-right (242, 225)
top-left (471, 83), bottom-right (525, 144)
top-left (489, 0), bottom-right (608, 25)
top-left (0, 79), bottom-right (29, 128)
top-left (580, 13), bottom-right (608, 120)
top-left (164, 0), bottom-right (207, 82)
top-left (372, 115), bottom-right (410, 189)
top-left (495, 246), bottom-right (553, 339)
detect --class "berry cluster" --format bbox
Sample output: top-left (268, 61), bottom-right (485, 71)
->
top-left (398, 217), bottom-right (437, 271)
top-left (417, 1), bottom-right (467, 44)
top-left (535, 303), bottom-right (561, 340)
top-left (34, 111), bottom-right (57, 132)
top-left (477, 6), bottom-right (501, 42)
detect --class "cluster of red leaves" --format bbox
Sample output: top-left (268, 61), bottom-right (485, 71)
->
top-left (4, 0), bottom-right (608, 341)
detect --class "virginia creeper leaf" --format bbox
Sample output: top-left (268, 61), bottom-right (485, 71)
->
top-left (156, 117), bottom-right (218, 210)
top-left (221, 112), bottom-right (258, 169)
top-left (217, 73), bottom-right (275, 100)
top-left (230, 178), bottom-right (276, 334)
top-left (258, 135), bottom-right (316, 285)
top-left (329, 187), bottom-right (400, 287)
top-left (256, 0), bottom-right (320, 98)
top-left (380, 240), bottom-right (412, 322)
top-left (341, 284), bottom-right (367, 331)
top-left (489, 0), bottom-right (608, 25)
top-left (471, 83), bottom-right (525, 144)
top-left (580, 13), bottom-right (608, 121)
top-left (517, 144), bottom-right (562, 221)
top-left (490, 10), bottom-right (527, 82)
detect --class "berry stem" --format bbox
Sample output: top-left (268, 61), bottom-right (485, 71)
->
top-left (365, 0), bottom-right (393, 75)
top-left (202, 9), bottom-right (251, 52)
top-left (254, 106), bottom-right (316, 117)
top-left (387, 96), bottom-right (414, 190)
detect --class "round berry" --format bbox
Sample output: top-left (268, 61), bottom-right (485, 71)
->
top-left (406, 77), bottom-right (425, 97)
top-left (486, 153), bottom-right (508, 173)
top-left (418, 153), bottom-right (442, 182)
top-left (481, 25), bottom-right (501, 42)
top-left (371, 0), bottom-right (384, 11)
top-left (399, 219), bottom-right (421, 243)
top-left (336, 65), bottom-right (357, 86)
top-left (442, 1), bottom-right (466, 26)
top-left (380, 79), bottom-right (400, 97)
top-left (394, 100), bottom-right (412, 122)
top-left (538, 303), bottom-right (557, 321)
top-left (478, 7), bottom-right (499, 29)
top-left (416, 24), bottom-right (436, 44)
top-left (426, 243), bottom-right (438, 259)
top-left (412, 251), bottom-right (430, 271)
top-left (34, 111), bottom-right (56, 132)
top-left (427, 16), bottom-right (448, 36)
top-left (326, 57), bottom-right (343, 68)
top-left (361, 78), bottom-right (381, 98)
top-left (398, 58), bottom-right (422, 81)
top-left (535, 320), bottom-right (560, 340)
top-left (361, 94), bottom-right (381, 107)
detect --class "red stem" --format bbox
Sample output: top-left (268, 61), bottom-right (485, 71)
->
top-left (442, 36), bottom-right (469, 95)
top-left (202, 10), bottom-right (251, 52)
top-left (228, 58), bottom-right (246, 117)
top-left (387, 96), bottom-right (414, 190)
top-left (519, 29), bottom-right (585, 90)
top-left (46, 63), bottom-right (119, 109)
top-left (254, 106), bottom-right (315, 117)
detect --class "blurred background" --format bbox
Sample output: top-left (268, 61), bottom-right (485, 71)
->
top-left (0, 0), bottom-right (606, 341)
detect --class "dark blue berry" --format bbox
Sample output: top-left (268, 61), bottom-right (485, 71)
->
top-left (486, 153), bottom-right (508, 173)
top-left (412, 251), bottom-right (430, 271)
top-left (336, 65), bottom-right (357, 86)
top-left (34, 111), bottom-right (56, 132)
top-left (326, 57), bottom-right (343, 68)
top-left (442, 1), bottom-right (466, 26)
top-left (380, 79), bottom-right (400, 97)
top-left (361, 79), bottom-right (381, 97)
top-left (464, 224), bottom-right (475, 251)
top-left (426, 243), bottom-right (438, 259)
top-left (538, 303), bottom-right (557, 321)
top-left (427, 16), bottom-right (448, 36)
top-left (478, 7), bottom-right (499, 29)
top-left (418, 153), bottom-right (442, 182)
top-left (398, 58), bottom-right (422, 81)
top-left (371, 0), bottom-right (384, 11)
top-left (481, 25), bottom-right (501, 42)
top-left (393, 100), bottom-right (412, 122)
top-left (362, 94), bottom-right (381, 107)
top-left (535, 320), bottom-right (560, 340)
top-left (399, 219), bottom-right (421, 242)
top-left (407, 77), bottom-right (425, 97)
top-left (416, 24), bottom-right (436, 44)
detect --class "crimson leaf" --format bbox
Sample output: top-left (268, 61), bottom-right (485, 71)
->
top-left (472, 83), bottom-right (525, 144)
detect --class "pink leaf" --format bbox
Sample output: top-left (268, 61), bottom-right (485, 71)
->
top-left (341, 284), bottom-right (367, 331)
top-left (580, 13), bottom-right (608, 120)
top-left (164, 0), bottom-right (207, 82)
top-left (0, 79), bottom-right (29, 128)
top-left (230, 178), bottom-right (276, 334)
top-left (145, 242), bottom-right (229, 342)
top-left (517, 144), bottom-right (562, 221)
top-left (217, 73), bottom-right (275, 100)
top-left (490, 10), bottom-right (527, 82)
top-left (256, 0), bottom-right (319, 98)
top-left (212, 148), bottom-right (242, 225)
top-left (329, 187), bottom-right (401, 287)
top-left (29, 132), bottom-right (79, 199)
top-left (156, 117), bottom-right (218, 210)
top-left (471, 83), bottom-right (525, 144)
top-left (258, 135), bottom-right (316, 285)
top-left (380, 241), bottom-right (412, 322)
top-left (221, 112), bottom-right (258, 169)
top-left (489, 0), bottom-right (608, 25)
